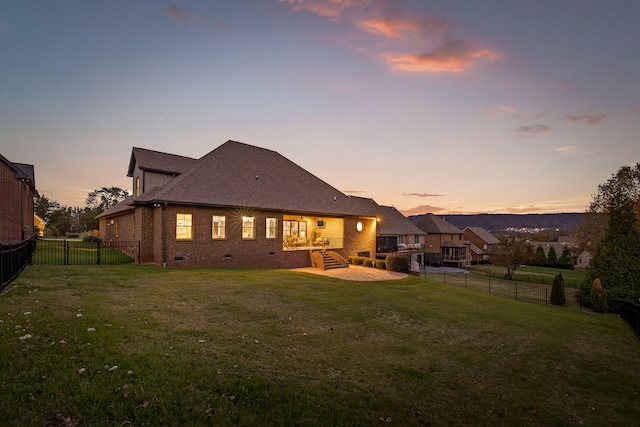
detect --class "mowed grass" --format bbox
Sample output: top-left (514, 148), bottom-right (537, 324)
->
top-left (1, 266), bottom-right (638, 426)
top-left (469, 265), bottom-right (586, 288)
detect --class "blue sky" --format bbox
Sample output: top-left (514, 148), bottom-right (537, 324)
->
top-left (1, 0), bottom-right (639, 214)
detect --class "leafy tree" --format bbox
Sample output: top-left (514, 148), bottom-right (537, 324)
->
top-left (48, 207), bottom-right (73, 236)
top-left (533, 245), bottom-right (546, 267)
top-left (550, 273), bottom-right (566, 306)
top-left (574, 162), bottom-right (640, 253)
top-left (86, 187), bottom-right (130, 213)
top-left (558, 246), bottom-right (573, 270)
top-left (491, 239), bottom-right (534, 280)
top-left (34, 195), bottom-right (60, 224)
top-left (578, 193), bottom-right (640, 313)
top-left (546, 245), bottom-right (558, 268)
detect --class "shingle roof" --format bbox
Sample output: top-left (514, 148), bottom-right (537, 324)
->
top-left (464, 226), bottom-right (500, 245)
top-left (0, 154), bottom-right (37, 195)
top-left (376, 205), bottom-right (426, 236)
top-left (410, 213), bottom-right (463, 234)
top-left (132, 140), bottom-right (375, 216)
top-left (127, 147), bottom-right (198, 177)
top-left (95, 196), bottom-right (135, 219)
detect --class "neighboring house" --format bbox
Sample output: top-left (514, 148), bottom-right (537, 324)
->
top-left (374, 205), bottom-right (426, 253)
top-left (97, 141), bottom-right (377, 268)
top-left (411, 214), bottom-right (470, 267)
top-left (463, 226), bottom-right (500, 264)
top-left (0, 154), bottom-right (38, 244)
top-left (575, 250), bottom-right (591, 269)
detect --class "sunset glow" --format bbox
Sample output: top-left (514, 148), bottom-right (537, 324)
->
top-left (1, 1), bottom-right (638, 214)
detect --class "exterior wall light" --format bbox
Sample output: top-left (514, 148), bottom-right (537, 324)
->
top-left (356, 221), bottom-right (363, 232)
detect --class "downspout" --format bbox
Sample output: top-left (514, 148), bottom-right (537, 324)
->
top-left (162, 202), bottom-right (167, 268)
top-left (20, 180), bottom-right (25, 240)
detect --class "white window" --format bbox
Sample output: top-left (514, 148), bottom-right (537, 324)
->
top-left (242, 216), bottom-right (255, 239)
top-left (176, 213), bottom-right (193, 240)
top-left (266, 218), bottom-right (277, 239)
top-left (212, 215), bottom-right (226, 239)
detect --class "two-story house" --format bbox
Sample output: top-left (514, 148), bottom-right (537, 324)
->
top-left (0, 154), bottom-right (37, 244)
top-left (97, 141), bottom-right (378, 269)
top-left (410, 213), bottom-right (470, 267)
top-left (463, 226), bottom-right (501, 264)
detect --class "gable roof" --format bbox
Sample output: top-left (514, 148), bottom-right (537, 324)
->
top-left (127, 147), bottom-right (198, 177)
top-left (376, 205), bottom-right (426, 236)
top-left (464, 226), bottom-right (500, 245)
top-left (410, 213), bottom-right (463, 234)
top-left (132, 140), bottom-right (374, 217)
top-left (0, 154), bottom-right (38, 195)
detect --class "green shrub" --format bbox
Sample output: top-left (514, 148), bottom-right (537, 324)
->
top-left (375, 260), bottom-right (386, 269)
top-left (363, 258), bottom-right (374, 267)
top-left (66, 232), bottom-right (80, 238)
top-left (349, 256), bottom-right (365, 265)
top-left (385, 254), bottom-right (410, 273)
top-left (550, 273), bottom-right (566, 306)
top-left (81, 232), bottom-right (101, 243)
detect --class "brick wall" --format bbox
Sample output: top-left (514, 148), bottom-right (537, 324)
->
top-left (98, 203), bottom-right (377, 269)
top-left (0, 161), bottom-right (23, 244)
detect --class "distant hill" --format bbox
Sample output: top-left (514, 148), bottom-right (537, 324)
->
top-left (408, 213), bottom-right (584, 233)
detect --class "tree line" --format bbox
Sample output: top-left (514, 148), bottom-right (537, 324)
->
top-left (491, 162), bottom-right (640, 313)
top-left (35, 187), bottom-right (129, 237)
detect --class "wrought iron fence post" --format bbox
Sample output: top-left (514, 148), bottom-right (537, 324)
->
top-left (97, 241), bottom-right (101, 265)
top-left (488, 278), bottom-right (491, 293)
top-left (64, 239), bottom-right (68, 265)
top-left (515, 283), bottom-right (518, 300)
top-left (545, 289), bottom-right (548, 305)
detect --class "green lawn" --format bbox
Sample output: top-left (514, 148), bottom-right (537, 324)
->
top-left (1, 265), bottom-right (638, 426)
top-left (469, 264), bottom-right (586, 288)
top-left (32, 239), bottom-right (134, 265)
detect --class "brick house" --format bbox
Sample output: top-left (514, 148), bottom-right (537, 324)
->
top-left (463, 226), bottom-right (500, 264)
top-left (97, 141), bottom-right (377, 268)
top-left (410, 213), bottom-right (471, 267)
top-left (0, 154), bottom-right (37, 244)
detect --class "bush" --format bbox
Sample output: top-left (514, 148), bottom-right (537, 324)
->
top-left (66, 233), bottom-right (80, 238)
top-left (363, 258), bottom-right (374, 267)
top-left (348, 256), bottom-right (365, 265)
top-left (385, 254), bottom-right (410, 273)
top-left (81, 232), bottom-right (101, 243)
top-left (374, 260), bottom-right (386, 269)
top-left (590, 278), bottom-right (608, 313)
top-left (550, 273), bottom-right (566, 306)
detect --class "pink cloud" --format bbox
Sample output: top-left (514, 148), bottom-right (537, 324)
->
top-left (564, 113), bottom-right (607, 126)
top-left (279, 0), bottom-right (496, 73)
top-left (278, 0), bottom-right (371, 20)
top-left (382, 40), bottom-right (496, 73)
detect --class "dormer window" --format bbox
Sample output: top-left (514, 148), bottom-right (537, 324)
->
top-left (135, 177), bottom-right (140, 196)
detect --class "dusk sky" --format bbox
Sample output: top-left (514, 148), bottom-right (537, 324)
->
top-left (1, 1), bottom-right (639, 215)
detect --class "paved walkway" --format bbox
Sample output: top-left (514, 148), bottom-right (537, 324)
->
top-left (291, 265), bottom-right (407, 281)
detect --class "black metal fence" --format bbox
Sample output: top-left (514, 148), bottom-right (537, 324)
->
top-left (1, 233), bottom-right (38, 290)
top-left (619, 301), bottom-right (640, 339)
top-left (32, 239), bottom-right (139, 265)
top-left (422, 270), bottom-right (591, 312)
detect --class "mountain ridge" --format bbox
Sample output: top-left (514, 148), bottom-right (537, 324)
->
top-left (408, 213), bottom-right (584, 233)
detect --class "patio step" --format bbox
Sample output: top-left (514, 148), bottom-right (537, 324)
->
top-left (318, 250), bottom-right (348, 270)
